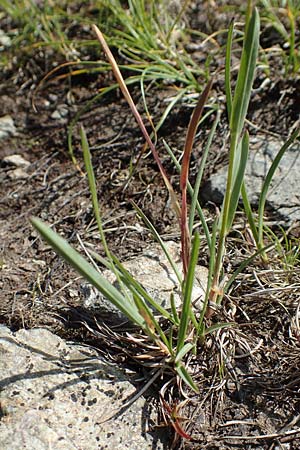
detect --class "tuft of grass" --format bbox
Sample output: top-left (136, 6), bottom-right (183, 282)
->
top-left (31, 3), bottom-right (299, 402)
top-left (0, 0), bottom-right (84, 60)
top-left (266, 226), bottom-right (300, 271)
top-left (259, 0), bottom-right (300, 75)
top-left (65, 0), bottom-right (216, 164)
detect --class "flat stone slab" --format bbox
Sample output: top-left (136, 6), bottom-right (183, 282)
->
top-left (0, 326), bottom-right (165, 450)
top-left (202, 135), bottom-right (300, 224)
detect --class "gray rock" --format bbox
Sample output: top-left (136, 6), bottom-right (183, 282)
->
top-left (0, 326), bottom-right (165, 450)
top-left (7, 168), bottom-right (30, 180)
top-left (2, 154), bottom-right (31, 180)
top-left (0, 116), bottom-right (17, 140)
top-left (3, 154), bottom-right (30, 168)
top-left (82, 241), bottom-right (208, 319)
top-left (202, 136), bottom-right (300, 224)
top-left (51, 104), bottom-right (69, 120)
top-left (7, 169), bottom-right (29, 180)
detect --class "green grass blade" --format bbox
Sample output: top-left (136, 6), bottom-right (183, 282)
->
top-left (225, 19), bottom-right (234, 121)
top-left (258, 128), bottom-right (300, 243)
top-left (196, 217), bottom-right (218, 338)
top-left (241, 181), bottom-right (260, 248)
top-left (89, 248), bottom-right (175, 324)
top-left (81, 126), bottom-right (110, 257)
top-left (226, 131), bottom-right (249, 231)
top-left (204, 322), bottom-right (234, 335)
top-left (241, 182), bottom-right (259, 246)
top-left (140, 71), bottom-right (188, 140)
top-left (176, 232), bottom-right (200, 355)
top-left (131, 292), bottom-right (173, 354)
top-left (132, 201), bottom-right (183, 285)
top-left (175, 342), bottom-right (195, 364)
top-left (224, 241), bottom-right (275, 294)
top-left (30, 218), bottom-right (145, 328)
top-left (110, 254), bottom-right (175, 323)
top-left (81, 126), bottom-right (135, 301)
top-left (230, 8), bottom-right (260, 139)
top-left (213, 7), bottom-right (260, 293)
top-left (189, 108), bottom-right (221, 235)
top-left (175, 363), bottom-right (199, 393)
top-left (163, 139), bottom-right (212, 249)
top-left (170, 292), bottom-right (180, 325)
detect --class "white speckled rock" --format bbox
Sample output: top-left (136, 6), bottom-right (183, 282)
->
top-left (0, 326), bottom-right (166, 450)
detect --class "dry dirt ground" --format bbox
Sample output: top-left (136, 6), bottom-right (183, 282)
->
top-left (1, 3), bottom-right (300, 449)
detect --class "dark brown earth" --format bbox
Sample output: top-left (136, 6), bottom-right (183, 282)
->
top-left (1, 3), bottom-right (300, 449)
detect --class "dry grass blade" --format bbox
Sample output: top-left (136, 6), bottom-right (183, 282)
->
top-left (180, 79), bottom-right (213, 276)
top-left (92, 24), bottom-right (181, 221)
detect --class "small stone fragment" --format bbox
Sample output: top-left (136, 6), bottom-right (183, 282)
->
top-left (0, 29), bottom-right (11, 48)
top-left (51, 104), bottom-right (69, 120)
top-left (3, 154), bottom-right (30, 168)
top-left (7, 168), bottom-right (29, 180)
top-left (0, 116), bottom-right (17, 140)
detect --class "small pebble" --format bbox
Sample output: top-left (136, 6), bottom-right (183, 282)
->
top-left (7, 168), bottom-right (29, 180)
top-left (3, 154), bottom-right (30, 168)
top-left (0, 115), bottom-right (17, 140)
top-left (51, 104), bottom-right (69, 120)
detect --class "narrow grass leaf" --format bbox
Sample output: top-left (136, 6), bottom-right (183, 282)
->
top-left (140, 71), bottom-right (188, 140)
top-left (225, 19), bottom-right (234, 121)
top-left (224, 242), bottom-right (275, 294)
top-left (189, 108), bottom-right (220, 235)
top-left (258, 128), bottom-right (300, 243)
top-left (170, 292), bottom-right (180, 325)
top-left (230, 8), bottom-right (260, 139)
top-left (204, 322), bottom-right (235, 335)
top-left (180, 80), bottom-right (213, 275)
top-left (110, 254), bottom-right (175, 323)
top-left (176, 232), bottom-right (200, 355)
top-left (93, 24), bottom-right (181, 221)
top-left (81, 126), bottom-right (136, 301)
top-left (176, 363), bottom-right (199, 393)
top-left (212, 7), bottom-right (259, 296)
top-left (175, 342), bottom-right (195, 364)
top-left (196, 217), bottom-right (218, 338)
top-left (226, 130), bottom-right (249, 231)
top-left (81, 126), bottom-right (110, 258)
top-left (166, 0), bottom-right (190, 42)
top-left (132, 201), bottom-right (183, 285)
top-left (131, 292), bottom-right (173, 354)
top-left (89, 248), bottom-right (176, 329)
top-left (241, 182), bottom-right (260, 248)
top-left (163, 139), bottom-right (212, 249)
top-left (30, 218), bottom-right (145, 328)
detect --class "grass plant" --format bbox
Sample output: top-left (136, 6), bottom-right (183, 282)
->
top-left (1, 0), bottom-right (216, 162)
top-left (31, 2), bottom-right (299, 411)
top-left (0, 0), bottom-right (83, 60)
top-left (97, 0), bottom-right (207, 88)
top-left (259, 0), bottom-right (300, 74)
top-left (65, 0), bottom-right (214, 164)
